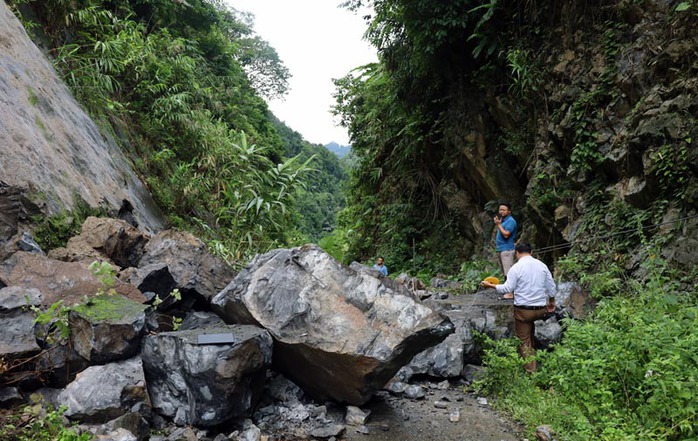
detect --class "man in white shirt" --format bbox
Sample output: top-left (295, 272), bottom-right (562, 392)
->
top-left (481, 243), bottom-right (556, 372)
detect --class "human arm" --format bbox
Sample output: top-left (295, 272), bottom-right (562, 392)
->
top-left (545, 268), bottom-right (556, 312)
top-left (494, 216), bottom-right (516, 239)
top-left (481, 268), bottom-right (517, 293)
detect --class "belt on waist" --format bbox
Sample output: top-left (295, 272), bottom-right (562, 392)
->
top-left (514, 305), bottom-right (546, 310)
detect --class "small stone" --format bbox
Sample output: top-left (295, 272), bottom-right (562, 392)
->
top-left (404, 385), bottom-right (426, 400)
top-left (476, 397), bottom-right (488, 406)
top-left (535, 425), bottom-right (556, 441)
top-left (345, 406), bottom-right (370, 426)
top-left (309, 424), bottom-right (345, 438)
top-left (385, 381), bottom-right (407, 395)
top-left (434, 401), bottom-right (448, 409)
top-left (449, 409), bottom-right (460, 423)
top-left (356, 425), bottom-right (370, 434)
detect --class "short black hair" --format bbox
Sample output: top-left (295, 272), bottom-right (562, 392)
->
top-left (499, 201), bottom-right (512, 211)
top-left (515, 243), bottom-right (532, 254)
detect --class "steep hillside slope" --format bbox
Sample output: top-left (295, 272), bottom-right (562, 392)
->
top-left (0, 2), bottom-right (165, 236)
top-left (337, 0), bottom-right (698, 275)
top-left (450, 1), bottom-right (698, 269)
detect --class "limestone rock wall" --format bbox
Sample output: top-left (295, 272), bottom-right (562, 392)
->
top-left (0, 2), bottom-right (165, 233)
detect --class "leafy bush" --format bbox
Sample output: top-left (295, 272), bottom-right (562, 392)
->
top-left (456, 259), bottom-right (500, 294)
top-left (32, 200), bottom-right (105, 251)
top-left (0, 399), bottom-right (92, 441)
top-left (477, 251), bottom-right (698, 440)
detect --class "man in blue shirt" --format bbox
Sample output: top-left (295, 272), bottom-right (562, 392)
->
top-left (494, 202), bottom-right (517, 299)
top-left (373, 257), bottom-right (388, 276)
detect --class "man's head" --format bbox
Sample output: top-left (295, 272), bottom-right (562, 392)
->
top-left (376, 257), bottom-right (384, 266)
top-left (515, 243), bottom-right (533, 256)
top-left (498, 202), bottom-right (512, 218)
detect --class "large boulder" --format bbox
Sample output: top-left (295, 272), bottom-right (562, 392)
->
top-left (48, 217), bottom-right (148, 268)
top-left (0, 251), bottom-right (145, 307)
top-left (141, 325), bottom-right (273, 427)
top-left (211, 244), bottom-right (455, 405)
top-left (69, 294), bottom-right (148, 364)
top-left (138, 230), bottom-right (235, 303)
top-left (58, 357), bottom-right (148, 423)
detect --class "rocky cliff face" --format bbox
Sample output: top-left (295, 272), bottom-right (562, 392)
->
top-left (0, 2), bottom-right (165, 235)
top-left (445, 1), bottom-right (698, 269)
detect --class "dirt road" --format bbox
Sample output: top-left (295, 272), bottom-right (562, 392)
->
top-left (342, 381), bottom-right (524, 441)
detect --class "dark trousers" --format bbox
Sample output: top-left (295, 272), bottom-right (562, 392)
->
top-left (514, 307), bottom-right (548, 372)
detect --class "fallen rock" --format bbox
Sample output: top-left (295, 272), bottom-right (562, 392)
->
top-left (69, 294), bottom-right (148, 364)
top-left (0, 309), bottom-right (41, 359)
top-left (142, 325), bottom-right (273, 427)
top-left (0, 252), bottom-right (145, 307)
top-left (212, 245), bottom-right (454, 405)
top-left (138, 230), bottom-right (235, 303)
top-left (0, 286), bottom-right (42, 311)
top-left (48, 217), bottom-right (148, 268)
top-left (58, 357), bottom-right (147, 423)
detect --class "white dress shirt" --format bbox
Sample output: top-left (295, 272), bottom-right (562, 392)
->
top-left (495, 255), bottom-right (556, 306)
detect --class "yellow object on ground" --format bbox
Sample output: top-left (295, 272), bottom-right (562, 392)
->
top-left (483, 276), bottom-right (500, 285)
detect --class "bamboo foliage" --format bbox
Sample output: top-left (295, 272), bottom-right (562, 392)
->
top-left (9, 0), bottom-right (310, 265)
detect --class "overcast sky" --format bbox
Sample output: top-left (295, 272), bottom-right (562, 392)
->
top-left (227, 0), bottom-right (377, 146)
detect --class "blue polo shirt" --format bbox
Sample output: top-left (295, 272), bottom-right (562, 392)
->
top-left (373, 264), bottom-right (388, 276)
top-left (496, 215), bottom-right (517, 252)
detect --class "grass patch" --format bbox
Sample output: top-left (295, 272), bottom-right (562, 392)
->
top-left (475, 252), bottom-right (698, 440)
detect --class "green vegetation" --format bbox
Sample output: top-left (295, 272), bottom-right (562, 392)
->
top-left (476, 248), bottom-right (698, 440)
top-left (271, 117), bottom-right (349, 243)
top-left (32, 200), bottom-right (106, 251)
top-left (31, 300), bottom-right (71, 341)
top-left (71, 294), bottom-right (147, 322)
top-left (9, 0), bottom-right (345, 265)
top-left (6, 1), bottom-right (698, 438)
top-left (0, 399), bottom-right (91, 441)
top-left (456, 259), bottom-right (500, 294)
top-left (87, 261), bottom-right (117, 295)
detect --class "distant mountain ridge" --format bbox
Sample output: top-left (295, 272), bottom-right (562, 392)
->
top-left (325, 142), bottom-right (351, 158)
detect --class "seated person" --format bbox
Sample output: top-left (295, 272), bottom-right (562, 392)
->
top-left (372, 257), bottom-right (388, 276)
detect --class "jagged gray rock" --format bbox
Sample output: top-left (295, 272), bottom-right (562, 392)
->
top-left (138, 230), bottom-right (235, 303)
top-left (0, 309), bottom-right (41, 359)
top-left (119, 263), bottom-right (177, 308)
top-left (69, 294), bottom-right (148, 364)
top-left (0, 286), bottom-right (42, 311)
top-left (141, 325), bottom-right (273, 427)
top-left (58, 357), bottom-right (147, 423)
top-left (211, 244), bottom-right (454, 405)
